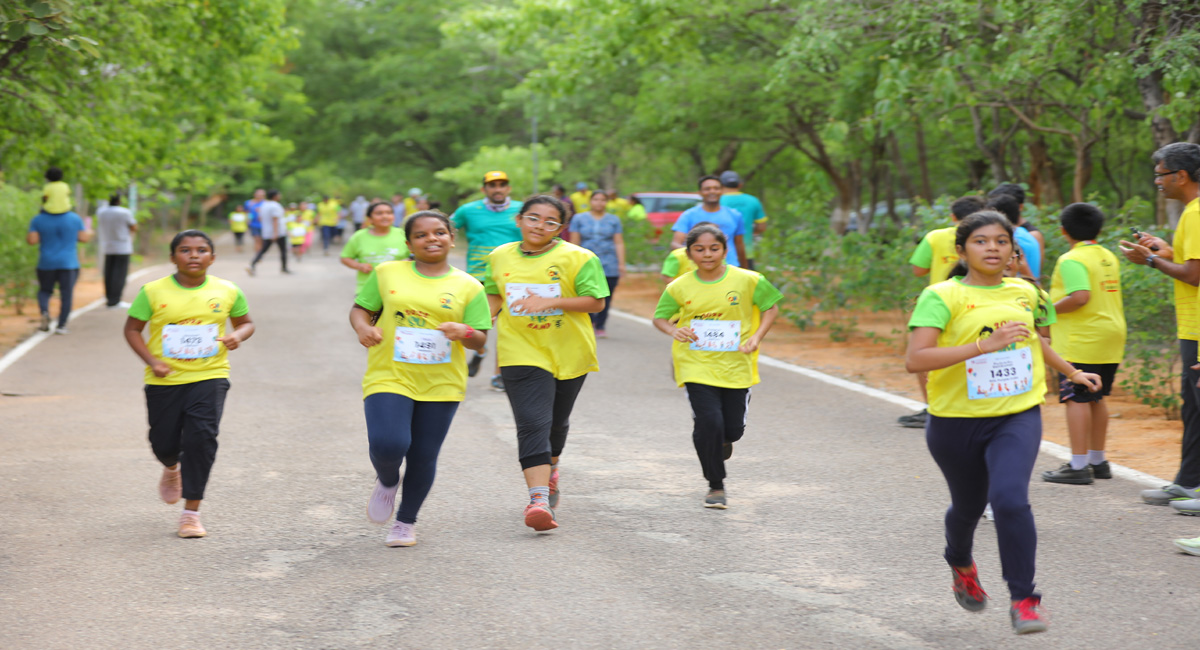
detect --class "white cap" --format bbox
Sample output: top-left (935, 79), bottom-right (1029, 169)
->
top-left (409, 188), bottom-right (422, 196)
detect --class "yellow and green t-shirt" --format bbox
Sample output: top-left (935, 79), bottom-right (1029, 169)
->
top-left (128, 275), bottom-right (249, 386)
top-left (909, 226), bottom-right (959, 285)
top-left (484, 240), bottom-right (610, 379)
top-left (317, 200), bottom-right (341, 227)
top-left (288, 219), bottom-right (308, 246)
top-left (1049, 242), bottom-right (1125, 364)
top-left (229, 211), bottom-right (249, 233)
top-left (661, 247), bottom-right (698, 279)
top-left (341, 227), bottom-right (410, 292)
top-left (908, 277), bottom-right (1056, 418)
top-left (355, 261), bottom-right (491, 401)
top-left (653, 266), bottom-right (783, 389)
top-left (1173, 199), bottom-right (1200, 341)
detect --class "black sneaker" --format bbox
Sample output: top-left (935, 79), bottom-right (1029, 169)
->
top-left (467, 349), bottom-right (486, 378)
top-left (1090, 461), bottom-right (1112, 479)
top-left (723, 442), bottom-right (733, 460)
top-left (1041, 462), bottom-right (1094, 485)
top-left (704, 489), bottom-right (727, 509)
top-left (897, 408), bottom-right (926, 424)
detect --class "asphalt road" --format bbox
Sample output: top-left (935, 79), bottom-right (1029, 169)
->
top-left (2, 246), bottom-right (1199, 649)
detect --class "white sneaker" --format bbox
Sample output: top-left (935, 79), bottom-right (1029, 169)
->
top-left (1174, 536), bottom-right (1200, 556)
top-left (385, 521), bottom-right (416, 547)
top-left (367, 480), bottom-right (399, 524)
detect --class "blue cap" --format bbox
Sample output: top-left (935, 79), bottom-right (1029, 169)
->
top-left (575, 181), bottom-right (588, 190)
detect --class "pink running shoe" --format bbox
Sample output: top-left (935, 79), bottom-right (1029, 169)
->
top-left (159, 465), bottom-right (182, 504)
top-left (548, 468), bottom-right (560, 509)
top-left (385, 521), bottom-right (416, 547)
top-left (951, 563), bottom-right (988, 612)
top-left (367, 480), bottom-right (399, 524)
top-left (524, 503), bottom-right (558, 531)
top-left (177, 511), bottom-right (206, 538)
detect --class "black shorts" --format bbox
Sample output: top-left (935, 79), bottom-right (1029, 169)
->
top-left (1059, 362), bottom-right (1118, 403)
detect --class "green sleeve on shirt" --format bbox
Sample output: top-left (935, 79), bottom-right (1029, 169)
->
top-left (230, 289), bottom-right (249, 317)
top-left (340, 232), bottom-right (360, 260)
top-left (752, 276), bottom-right (783, 310)
top-left (574, 255), bottom-right (611, 298)
top-left (482, 258), bottom-right (498, 294)
top-left (908, 288), bottom-right (951, 330)
top-left (355, 271), bottom-right (383, 311)
top-left (909, 235), bottom-right (933, 268)
top-left (1036, 287), bottom-right (1057, 327)
top-left (128, 287), bottom-right (152, 321)
top-left (661, 252), bottom-right (680, 277)
top-left (462, 289), bottom-right (492, 330)
top-left (654, 287), bottom-right (682, 320)
top-left (1056, 258), bottom-right (1090, 294)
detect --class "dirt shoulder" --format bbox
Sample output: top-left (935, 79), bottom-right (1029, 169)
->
top-left (616, 273), bottom-right (1180, 482)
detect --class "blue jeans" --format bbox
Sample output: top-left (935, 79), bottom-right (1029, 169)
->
top-left (926, 406), bottom-right (1042, 600)
top-left (36, 268), bottom-right (79, 328)
top-left (364, 393), bottom-right (459, 524)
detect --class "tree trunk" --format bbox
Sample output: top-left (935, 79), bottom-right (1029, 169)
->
top-left (179, 193), bottom-right (193, 231)
top-left (1027, 136), bottom-right (1063, 206)
top-left (969, 105), bottom-right (1007, 183)
top-left (914, 119), bottom-right (933, 201)
top-left (888, 132), bottom-right (917, 205)
top-left (714, 139), bottom-right (741, 174)
top-left (688, 147), bottom-right (706, 177)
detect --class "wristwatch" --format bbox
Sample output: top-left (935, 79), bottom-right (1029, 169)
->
top-left (1147, 254), bottom-right (1158, 269)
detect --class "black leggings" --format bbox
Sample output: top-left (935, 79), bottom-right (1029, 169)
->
top-left (250, 236), bottom-right (288, 270)
top-left (685, 383), bottom-right (749, 489)
top-left (501, 366), bottom-right (587, 469)
top-left (103, 254), bottom-right (130, 306)
top-left (364, 393), bottom-right (458, 524)
top-left (145, 378), bottom-right (229, 501)
top-left (36, 268), bottom-right (79, 328)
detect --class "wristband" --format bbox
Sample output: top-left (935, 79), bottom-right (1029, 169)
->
top-left (1147, 254), bottom-right (1158, 269)
top-left (464, 325), bottom-right (475, 338)
top-left (976, 338), bottom-right (984, 355)
top-left (1068, 368), bottom-right (1083, 379)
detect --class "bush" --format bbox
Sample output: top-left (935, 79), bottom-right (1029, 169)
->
top-left (0, 185), bottom-right (42, 314)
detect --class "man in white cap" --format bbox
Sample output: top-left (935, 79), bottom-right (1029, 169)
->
top-left (719, 170), bottom-right (768, 270)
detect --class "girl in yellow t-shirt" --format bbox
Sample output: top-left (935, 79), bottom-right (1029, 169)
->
top-left (651, 224), bottom-right (782, 510)
top-left (350, 211), bottom-right (491, 547)
top-left (228, 204), bottom-right (249, 253)
top-left (483, 195), bottom-right (610, 532)
top-left (905, 211), bottom-right (1100, 635)
top-left (123, 230), bottom-right (256, 539)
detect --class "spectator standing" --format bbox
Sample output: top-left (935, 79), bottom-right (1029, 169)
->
top-left (97, 193), bottom-right (138, 308)
top-left (718, 170), bottom-right (768, 270)
top-left (246, 190), bottom-right (289, 276)
top-left (27, 196), bottom-right (93, 333)
top-left (671, 175), bottom-right (747, 267)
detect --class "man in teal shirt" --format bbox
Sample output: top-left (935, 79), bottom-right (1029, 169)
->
top-left (719, 170), bottom-right (768, 270)
top-left (450, 170), bottom-right (524, 389)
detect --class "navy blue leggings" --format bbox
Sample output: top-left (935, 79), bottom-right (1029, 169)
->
top-left (925, 406), bottom-right (1042, 601)
top-left (364, 393), bottom-right (459, 524)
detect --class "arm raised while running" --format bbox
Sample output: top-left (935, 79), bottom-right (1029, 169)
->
top-left (124, 317), bottom-right (172, 378)
top-left (739, 305), bottom-right (778, 354)
top-left (349, 304), bottom-right (383, 348)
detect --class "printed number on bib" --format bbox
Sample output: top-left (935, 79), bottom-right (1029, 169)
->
top-left (162, 324), bottom-right (220, 359)
top-left (689, 319), bottom-right (741, 352)
top-left (506, 283), bottom-right (563, 316)
top-left (966, 347), bottom-right (1034, 399)
top-left (393, 326), bottom-right (451, 365)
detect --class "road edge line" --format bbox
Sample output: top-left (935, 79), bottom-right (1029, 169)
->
top-left (610, 308), bottom-right (1166, 488)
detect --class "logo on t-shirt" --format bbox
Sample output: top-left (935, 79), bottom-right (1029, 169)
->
top-left (546, 266), bottom-right (562, 282)
top-left (725, 291), bottom-right (741, 307)
top-left (207, 298), bottom-right (222, 313)
top-left (1015, 296), bottom-right (1032, 313)
top-left (438, 293), bottom-right (454, 310)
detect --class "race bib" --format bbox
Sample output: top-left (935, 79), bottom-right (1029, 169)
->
top-left (393, 327), bottom-right (451, 364)
top-left (505, 283), bottom-right (563, 317)
top-left (689, 319), bottom-right (741, 352)
top-left (289, 225), bottom-right (306, 238)
top-left (230, 213), bottom-right (246, 223)
top-left (162, 324), bottom-right (220, 359)
top-left (966, 347), bottom-right (1034, 399)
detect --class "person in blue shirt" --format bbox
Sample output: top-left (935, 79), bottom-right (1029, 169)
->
top-left (27, 205), bottom-right (93, 334)
top-left (988, 194), bottom-right (1041, 279)
top-left (245, 188), bottom-right (265, 254)
top-left (718, 170), bottom-right (768, 270)
top-left (671, 175), bottom-right (746, 267)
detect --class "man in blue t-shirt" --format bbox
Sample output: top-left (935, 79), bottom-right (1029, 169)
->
top-left (718, 170), bottom-right (768, 270)
top-left (671, 175), bottom-right (746, 267)
top-left (27, 207), bottom-right (93, 333)
top-left (245, 188), bottom-right (265, 253)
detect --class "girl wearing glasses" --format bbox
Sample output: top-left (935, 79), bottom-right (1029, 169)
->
top-left (484, 195), bottom-right (610, 531)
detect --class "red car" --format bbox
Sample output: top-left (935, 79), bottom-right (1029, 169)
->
top-left (631, 192), bottom-right (702, 234)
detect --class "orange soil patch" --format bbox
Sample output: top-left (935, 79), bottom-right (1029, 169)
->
top-left (616, 273), bottom-right (1181, 482)
top-left (0, 266), bottom-right (108, 352)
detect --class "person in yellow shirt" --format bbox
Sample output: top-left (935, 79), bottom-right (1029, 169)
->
top-left (317, 196), bottom-right (342, 255)
top-left (351, 211), bottom-right (491, 547)
top-left (288, 207), bottom-right (310, 261)
top-left (42, 167), bottom-right (72, 214)
top-left (484, 195), bottom-right (609, 532)
top-left (660, 246), bottom-right (698, 283)
top-left (605, 189), bottom-right (632, 219)
top-left (228, 204), bottom-right (249, 253)
top-left (568, 182), bottom-right (591, 214)
top-left (123, 230), bottom-right (256, 539)
top-left (906, 211), bottom-right (1099, 635)
top-left (1040, 203), bottom-right (1125, 485)
top-left (900, 195), bottom-right (987, 429)
top-left (652, 224), bottom-right (781, 510)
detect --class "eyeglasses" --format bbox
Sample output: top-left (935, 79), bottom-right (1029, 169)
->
top-left (521, 214), bottom-right (562, 230)
top-left (1154, 169), bottom-right (1182, 178)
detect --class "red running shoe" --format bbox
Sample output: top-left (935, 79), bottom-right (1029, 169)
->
top-left (524, 503), bottom-right (558, 531)
top-left (951, 563), bottom-right (988, 612)
top-left (1009, 596), bottom-right (1048, 634)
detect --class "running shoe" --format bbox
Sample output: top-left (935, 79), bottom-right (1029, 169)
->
top-left (158, 465), bottom-right (182, 504)
top-left (245, 265), bottom-right (255, 276)
top-left (385, 521), bottom-right (416, 547)
top-left (951, 563), bottom-right (988, 612)
top-left (490, 374), bottom-right (505, 392)
top-left (38, 313), bottom-right (50, 331)
top-left (177, 512), bottom-right (206, 538)
top-left (1173, 536), bottom-right (1200, 556)
top-left (1170, 498), bottom-right (1200, 516)
top-left (1009, 597), bottom-right (1048, 634)
top-left (595, 329), bottom-right (607, 339)
top-left (1091, 461), bottom-right (1112, 479)
top-left (53, 327), bottom-right (67, 335)
top-left (897, 408), bottom-right (926, 424)
top-left (467, 349), bottom-right (486, 378)
top-left (548, 467), bottom-right (560, 509)
top-left (723, 442), bottom-right (733, 460)
top-left (524, 503), bottom-right (558, 531)
top-left (1142, 484), bottom-right (1200, 505)
top-left (1041, 463), bottom-right (1093, 485)
top-left (704, 489), bottom-right (727, 509)
top-left (367, 479), bottom-right (399, 524)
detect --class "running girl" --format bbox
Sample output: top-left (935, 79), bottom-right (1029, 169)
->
top-left (341, 201), bottom-right (409, 293)
top-left (123, 230), bottom-right (255, 538)
top-left (350, 211), bottom-right (490, 547)
top-left (905, 211), bottom-right (1100, 635)
top-left (484, 195), bottom-right (609, 531)
top-left (651, 224), bottom-right (781, 509)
